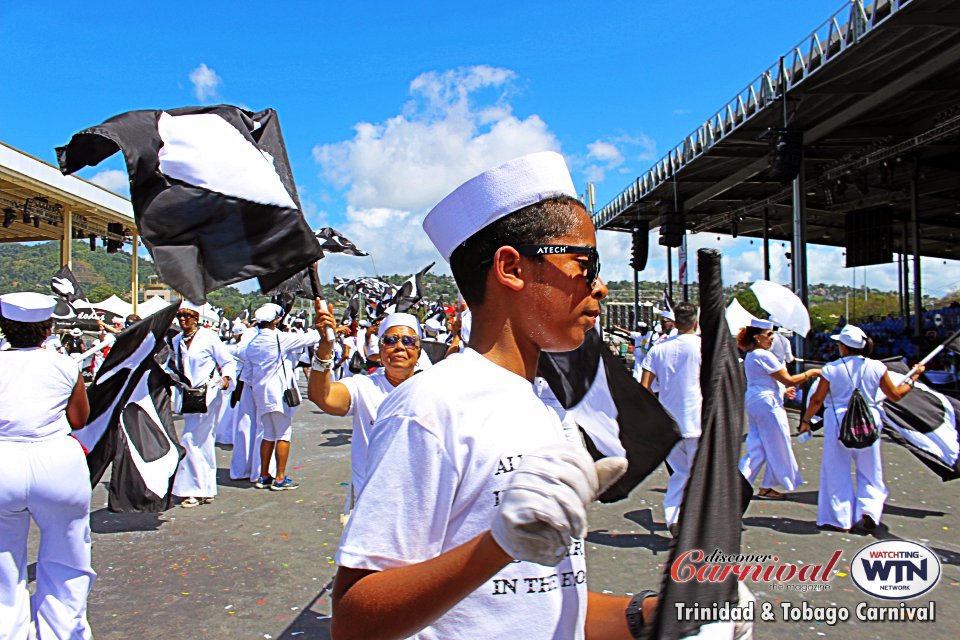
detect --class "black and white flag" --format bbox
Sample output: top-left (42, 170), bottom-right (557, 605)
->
top-left (56, 105), bottom-right (322, 303)
top-left (315, 227), bottom-right (368, 257)
top-left (881, 361), bottom-right (960, 481)
top-left (50, 265), bottom-right (101, 331)
top-left (538, 325), bottom-right (681, 502)
top-left (393, 262), bottom-right (434, 313)
top-left (73, 303), bottom-right (184, 512)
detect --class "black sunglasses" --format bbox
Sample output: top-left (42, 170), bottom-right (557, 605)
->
top-left (478, 244), bottom-right (601, 286)
top-left (380, 334), bottom-right (420, 348)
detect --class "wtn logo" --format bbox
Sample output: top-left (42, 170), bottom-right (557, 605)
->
top-left (861, 558), bottom-right (927, 583)
top-left (851, 541), bottom-right (940, 600)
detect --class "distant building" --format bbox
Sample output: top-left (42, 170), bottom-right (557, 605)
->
top-left (141, 275), bottom-right (176, 303)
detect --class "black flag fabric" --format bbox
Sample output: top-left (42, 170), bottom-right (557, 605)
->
top-left (56, 105), bottom-right (322, 303)
top-left (50, 265), bottom-right (101, 331)
top-left (393, 262), bottom-right (434, 313)
top-left (647, 249), bottom-right (748, 640)
top-left (881, 361), bottom-right (960, 481)
top-left (538, 326), bottom-right (681, 502)
top-left (662, 289), bottom-right (675, 317)
top-left (315, 227), bottom-right (368, 257)
top-left (74, 302), bottom-right (184, 512)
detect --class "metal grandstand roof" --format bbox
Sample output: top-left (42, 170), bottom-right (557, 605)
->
top-left (592, 0), bottom-right (960, 261)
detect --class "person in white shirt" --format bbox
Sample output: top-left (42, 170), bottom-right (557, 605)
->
top-left (656, 310), bottom-right (677, 343)
top-left (613, 321), bottom-right (653, 382)
top-left (226, 324), bottom-right (268, 481)
top-left (170, 301), bottom-right (236, 507)
top-left (769, 328), bottom-right (794, 366)
top-left (331, 152), bottom-right (653, 640)
top-left (800, 325), bottom-right (923, 532)
top-left (308, 311), bottom-right (421, 504)
top-left (0, 292), bottom-right (93, 640)
top-left (244, 302), bottom-right (323, 491)
top-left (737, 319), bottom-right (820, 500)
top-left (639, 302), bottom-right (701, 536)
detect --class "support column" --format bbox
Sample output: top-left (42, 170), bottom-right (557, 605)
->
top-left (902, 221), bottom-right (910, 322)
top-left (791, 152), bottom-right (808, 359)
top-left (632, 260), bottom-right (639, 330)
top-left (60, 207), bottom-right (73, 269)
top-left (910, 167), bottom-right (922, 337)
top-left (666, 246), bottom-right (673, 301)
top-left (131, 230), bottom-right (139, 314)
top-left (762, 207), bottom-right (771, 281)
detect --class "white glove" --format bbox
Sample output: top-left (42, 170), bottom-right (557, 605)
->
top-left (491, 443), bottom-right (627, 566)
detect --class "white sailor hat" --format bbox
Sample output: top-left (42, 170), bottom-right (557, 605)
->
top-left (637, 321), bottom-right (648, 328)
top-left (831, 324), bottom-right (867, 349)
top-left (661, 310), bottom-right (675, 321)
top-left (254, 303), bottom-right (284, 323)
top-left (424, 318), bottom-right (444, 335)
top-left (378, 312), bottom-right (422, 339)
top-left (422, 151), bottom-right (578, 262)
top-left (750, 318), bottom-right (774, 330)
top-left (179, 300), bottom-right (203, 314)
top-left (0, 292), bottom-right (58, 323)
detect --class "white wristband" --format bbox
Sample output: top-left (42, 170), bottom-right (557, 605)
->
top-left (311, 356), bottom-right (335, 372)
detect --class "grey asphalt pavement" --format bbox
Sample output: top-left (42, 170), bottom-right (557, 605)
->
top-left (27, 380), bottom-right (960, 639)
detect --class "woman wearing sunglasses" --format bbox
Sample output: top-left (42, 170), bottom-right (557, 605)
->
top-left (737, 318), bottom-right (821, 500)
top-left (308, 311), bottom-right (422, 502)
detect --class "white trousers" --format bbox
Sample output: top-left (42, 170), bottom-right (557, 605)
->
top-left (229, 389), bottom-right (269, 481)
top-left (173, 392), bottom-right (223, 498)
top-left (0, 437), bottom-right (95, 640)
top-left (817, 415), bottom-right (888, 529)
top-left (215, 388), bottom-right (234, 445)
top-left (664, 437), bottom-right (699, 526)
top-left (739, 394), bottom-right (803, 491)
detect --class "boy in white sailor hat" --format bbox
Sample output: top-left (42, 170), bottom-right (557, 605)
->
top-left (332, 152), bottom-right (665, 638)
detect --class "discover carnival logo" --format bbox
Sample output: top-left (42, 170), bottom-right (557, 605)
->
top-left (850, 540), bottom-right (941, 600)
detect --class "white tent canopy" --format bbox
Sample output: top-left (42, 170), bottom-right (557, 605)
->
top-left (137, 295), bottom-right (172, 318)
top-left (93, 294), bottom-right (133, 319)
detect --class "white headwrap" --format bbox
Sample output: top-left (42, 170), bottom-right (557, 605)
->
top-left (377, 312), bottom-right (422, 339)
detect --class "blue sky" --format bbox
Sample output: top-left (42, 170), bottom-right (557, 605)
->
top-left (3, 1), bottom-right (958, 296)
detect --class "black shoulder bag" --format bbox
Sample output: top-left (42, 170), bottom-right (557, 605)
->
top-left (178, 339), bottom-right (216, 414)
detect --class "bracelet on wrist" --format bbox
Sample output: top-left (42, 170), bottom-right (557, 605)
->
top-left (311, 356), bottom-right (335, 372)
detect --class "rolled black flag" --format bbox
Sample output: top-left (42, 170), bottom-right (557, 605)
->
top-left (74, 302), bottom-right (184, 512)
top-left (646, 249), bottom-right (748, 640)
top-left (538, 326), bottom-right (681, 502)
top-left (57, 105), bottom-right (322, 303)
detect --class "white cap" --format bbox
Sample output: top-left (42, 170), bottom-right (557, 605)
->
top-left (378, 312), bottom-right (422, 339)
top-left (0, 292), bottom-right (57, 322)
top-left (831, 324), bottom-right (867, 349)
top-left (179, 300), bottom-right (202, 314)
top-left (424, 318), bottom-right (443, 335)
top-left (112, 317), bottom-right (125, 326)
top-left (70, 327), bottom-right (84, 337)
top-left (750, 318), bottom-right (774, 330)
top-left (661, 310), bottom-right (675, 321)
top-left (637, 321), bottom-right (648, 328)
top-left (254, 303), bottom-right (284, 323)
top-left (422, 151), bottom-right (578, 261)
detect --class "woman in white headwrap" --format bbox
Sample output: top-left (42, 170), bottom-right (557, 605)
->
top-left (308, 310), bottom-right (421, 500)
top-left (738, 319), bottom-right (821, 500)
top-left (0, 292), bottom-right (94, 639)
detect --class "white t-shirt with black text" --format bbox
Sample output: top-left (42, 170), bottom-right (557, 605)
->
top-left (337, 348), bottom-right (588, 640)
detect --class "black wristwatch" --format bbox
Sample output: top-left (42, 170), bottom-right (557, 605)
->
top-left (625, 590), bottom-right (657, 638)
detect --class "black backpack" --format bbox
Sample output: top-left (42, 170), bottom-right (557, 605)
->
top-left (832, 358), bottom-right (880, 449)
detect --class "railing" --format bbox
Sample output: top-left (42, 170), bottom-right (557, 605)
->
top-left (592, 0), bottom-right (911, 229)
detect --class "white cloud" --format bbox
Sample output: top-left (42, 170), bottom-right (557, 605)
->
top-left (578, 134), bottom-right (656, 184)
top-left (189, 63), bottom-right (222, 102)
top-left (89, 169), bottom-right (129, 196)
top-left (313, 65), bottom-right (562, 277)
